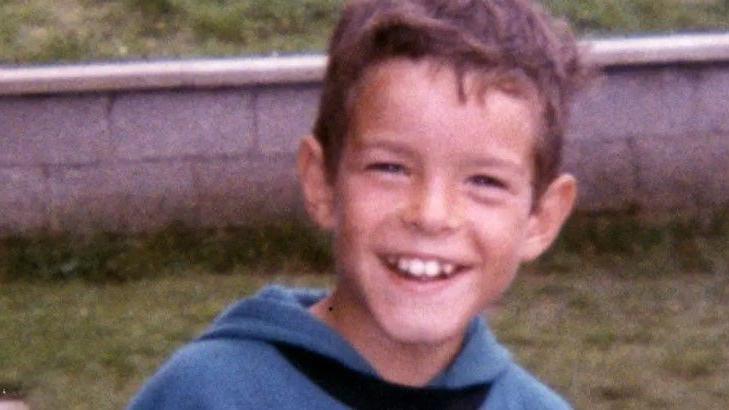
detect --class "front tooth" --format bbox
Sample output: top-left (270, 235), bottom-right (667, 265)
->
top-left (442, 263), bottom-right (455, 275)
top-left (424, 261), bottom-right (440, 277)
top-left (409, 259), bottom-right (425, 276)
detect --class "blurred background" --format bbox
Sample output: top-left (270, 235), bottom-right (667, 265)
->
top-left (1, 0), bottom-right (729, 65)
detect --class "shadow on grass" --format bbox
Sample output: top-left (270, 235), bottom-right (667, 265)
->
top-left (1, 209), bottom-right (727, 283)
top-left (0, 380), bottom-right (27, 400)
top-left (0, 221), bottom-right (332, 283)
top-left (535, 209), bottom-right (729, 277)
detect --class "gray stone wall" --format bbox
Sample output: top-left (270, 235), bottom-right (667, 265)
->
top-left (1, 35), bottom-right (728, 235)
top-left (564, 64), bottom-right (729, 212)
top-left (0, 84), bottom-right (318, 234)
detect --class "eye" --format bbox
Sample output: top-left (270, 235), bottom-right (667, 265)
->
top-left (365, 162), bottom-right (407, 175)
top-left (468, 174), bottom-right (507, 189)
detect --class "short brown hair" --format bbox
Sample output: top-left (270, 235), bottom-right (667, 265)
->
top-left (313, 0), bottom-right (583, 197)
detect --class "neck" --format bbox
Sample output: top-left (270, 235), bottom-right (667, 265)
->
top-left (310, 286), bottom-right (465, 387)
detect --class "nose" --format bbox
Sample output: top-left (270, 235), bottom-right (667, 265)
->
top-left (401, 178), bottom-right (460, 234)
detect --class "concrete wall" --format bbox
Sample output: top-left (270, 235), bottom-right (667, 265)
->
top-left (565, 63), bottom-right (729, 212)
top-left (1, 34), bottom-right (728, 235)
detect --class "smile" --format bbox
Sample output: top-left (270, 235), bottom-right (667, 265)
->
top-left (382, 255), bottom-right (465, 281)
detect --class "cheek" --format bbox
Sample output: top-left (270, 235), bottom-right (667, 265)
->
top-left (467, 204), bottom-right (530, 263)
top-left (333, 181), bottom-right (388, 259)
top-left (337, 177), bottom-right (400, 229)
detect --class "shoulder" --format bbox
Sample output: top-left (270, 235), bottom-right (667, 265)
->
top-left (487, 364), bottom-right (572, 410)
top-left (127, 338), bottom-right (300, 409)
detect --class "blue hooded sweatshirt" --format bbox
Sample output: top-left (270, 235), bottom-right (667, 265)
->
top-left (128, 286), bottom-right (571, 409)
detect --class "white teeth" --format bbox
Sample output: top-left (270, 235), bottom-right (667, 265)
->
top-left (387, 256), bottom-right (459, 279)
top-left (409, 259), bottom-right (425, 276)
top-left (424, 261), bottom-right (439, 277)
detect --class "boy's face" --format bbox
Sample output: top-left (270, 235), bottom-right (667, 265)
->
top-left (300, 59), bottom-right (575, 348)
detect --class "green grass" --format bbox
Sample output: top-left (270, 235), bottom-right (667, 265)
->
top-left (0, 221), bottom-right (331, 283)
top-left (0, 213), bottom-right (728, 408)
top-left (3, 212), bottom-right (726, 284)
top-left (494, 272), bottom-right (729, 409)
top-left (1, 270), bottom-right (727, 409)
top-left (543, 0), bottom-right (729, 36)
top-left (1, 0), bottom-right (728, 65)
top-left (540, 210), bottom-right (729, 278)
top-left (0, 273), bottom-right (333, 409)
top-left (0, 0), bottom-right (342, 65)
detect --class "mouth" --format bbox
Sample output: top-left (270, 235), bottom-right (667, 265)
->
top-left (381, 254), bottom-right (468, 282)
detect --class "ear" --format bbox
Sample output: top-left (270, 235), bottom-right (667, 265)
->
top-left (520, 173), bottom-right (577, 262)
top-left (297, 136), bottom-right (336, 230)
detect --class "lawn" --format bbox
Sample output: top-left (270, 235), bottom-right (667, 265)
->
top-left (1, 214), bottom-right (728, 409)
top-left (2, 270), bottom-right (727, 409)
top-left (1, 0), bottom-right (728, 65)
top-left (0, 272), bottom-right (332, 409)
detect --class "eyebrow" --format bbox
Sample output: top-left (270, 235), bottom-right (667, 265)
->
top-left (353, 136), bottom-right (528, 175)
top-left (459, 156), bottom-right (526, 174)
top-left (351, 138), bottom-right (415, 157)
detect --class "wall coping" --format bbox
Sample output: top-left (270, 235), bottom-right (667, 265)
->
top-left (2, 33), bottom-right (729, 96)
top-left (585, 32), bottom-right (729, 66)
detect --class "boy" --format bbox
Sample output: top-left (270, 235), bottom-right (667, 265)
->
top-left (129, 0), bottom-right (582, 408)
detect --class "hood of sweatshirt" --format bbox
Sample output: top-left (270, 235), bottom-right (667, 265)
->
top-left (196, 285), bottom-right (512, 389)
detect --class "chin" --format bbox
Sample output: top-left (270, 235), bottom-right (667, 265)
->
top-left (375, 304), bottom-right (470, 347)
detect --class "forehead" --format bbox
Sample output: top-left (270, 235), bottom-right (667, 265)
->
top-left (353, 57), bottom-right (542, 113)
top-left (347, 59), bottom-right (541, 164)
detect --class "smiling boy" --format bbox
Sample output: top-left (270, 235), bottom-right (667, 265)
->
top-left (302, 58), bottom-right (570, 388)
top-left (129, 0), bottom-right (582, 408)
